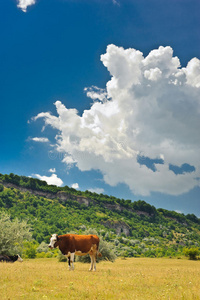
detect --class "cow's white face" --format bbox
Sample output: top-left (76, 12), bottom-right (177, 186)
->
top-left (48, 234), bottom-right (58, 249)
top-left (17, 254), bottom-right (23, 262)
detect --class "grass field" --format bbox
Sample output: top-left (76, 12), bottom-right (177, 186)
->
top-left (0, 257), bottom-right (200, 299)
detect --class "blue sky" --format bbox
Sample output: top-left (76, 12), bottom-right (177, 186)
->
top-left (1, 0), bottom-right (200, 216)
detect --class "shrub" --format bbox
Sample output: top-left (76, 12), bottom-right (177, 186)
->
top-left (58, 251), bottom-right (68, 262)
top-left (184, 247), bottom-right (199, 260)
top-left (120, 246), bottom-right (135, 257)
top-left (25, 247), bottom-right (36, 258)
top-left (36, 251), bottom-right (54, 258)
top-left (37, 242), bottom-right (49, 253)
top-left (0, 212), bottom-right (32, 255)
top-left (99, 238), bottom-right (117, 262)
top-left (23, 241), bottom-right (38, 259)
top-left (36, 252), bottom-right (46, 258)
top-left (45, 252), bottom-right (54, 258)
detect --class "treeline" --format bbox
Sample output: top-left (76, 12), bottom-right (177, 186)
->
top-left (0, 173), bottom-right (64, 194)
top-left (0, 173), bottom-right (157, 215)
top-left (0, 173), bottom-right (199, 224)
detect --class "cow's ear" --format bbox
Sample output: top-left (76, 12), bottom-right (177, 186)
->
top-left (56, 235), bottom-right (60, 241)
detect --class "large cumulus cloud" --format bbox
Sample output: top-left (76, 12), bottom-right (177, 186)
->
top-left (33, 45), bottom-right (200, 196)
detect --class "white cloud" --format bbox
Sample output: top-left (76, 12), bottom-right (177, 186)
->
top-left (71, 183), bottom-right (79, 189)
top-left (34, 174), bottom-right (63, 187)
top-left (33, 44), bottom-right (200, 196)
top-left (84, 86), bottom-right (108, 103)
top-left (144, 67), bottom-right (162, 81)
top-left (112, 0), bottom-right (120, 6)
top-left (31, 137), bottom-right (49, 143)
top-left (17, 0), bottom-right (36, 12)
top-left (88, 188), bottom-right (105, 194)
top-left (49, 168), bottom-right (56, 173)
top-left (184, 58), bottom-right (200, 88)
top-left (175, 210), bottom-right (183, 214)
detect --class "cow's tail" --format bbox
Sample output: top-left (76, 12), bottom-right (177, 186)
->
top-left (97, 251), bottom-right (102, 257)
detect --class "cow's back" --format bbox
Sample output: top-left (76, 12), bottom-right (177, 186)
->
top-left (73, 234), bottom-right (99, 253)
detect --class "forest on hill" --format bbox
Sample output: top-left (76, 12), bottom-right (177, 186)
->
top-left (0, 172), bottom-right (200, 259)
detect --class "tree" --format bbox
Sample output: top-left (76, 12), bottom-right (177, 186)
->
top-left (27, 178), bottom-right (38, 190)
top-left (0, 184), bottom-right (4, 192)
top-left (0, 212), bottom-right (32, 255)
top-left (184, 247), bottom-right (199, 260)
top-left (186, 214), bottom-right (200, 224)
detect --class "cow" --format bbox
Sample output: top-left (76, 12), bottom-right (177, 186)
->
top-left (48, 233), bottom-right (102, 271)
top-left (0, 254), bottom-right (23, 263)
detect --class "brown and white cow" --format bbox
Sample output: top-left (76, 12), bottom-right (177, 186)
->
top-left (48, 233), bottom-right (101, 271)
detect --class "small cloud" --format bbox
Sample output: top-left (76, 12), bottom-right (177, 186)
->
top-left (71, 183), bottom-right (79, 189)
top-left (17, 0), bottom-right (36, 12)
top-left (88, 188), bottom-right (105, 194)
top-left (33, 173), bottom-right (63, 187)
top-left (31, 137), bottom-right (49, 143)
top-left (112, 0), bottom-right (120, 6)
top-left (49, 168), bottom-right (56, 173)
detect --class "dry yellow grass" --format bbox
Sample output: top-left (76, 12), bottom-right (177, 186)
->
top-left (0, 257), bottom-right (200, 300)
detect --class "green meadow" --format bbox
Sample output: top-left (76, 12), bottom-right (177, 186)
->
top-left (1, 258), bottom-right (200, 300)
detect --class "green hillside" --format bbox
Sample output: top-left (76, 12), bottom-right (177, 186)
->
top-left (0, 172), bottom-right (200, 258)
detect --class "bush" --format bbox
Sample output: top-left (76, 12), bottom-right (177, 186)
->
top-left (98, 238), bottom-right (117, 262)
top-left (58, 251), bottom-right (68, 262)
top-left (184, 247), bottom-right (199, 260)
top-left (23, 241), bottom-right (38, 259)
top-left (36, 252), bottom-right (47, 258)
top-left (45, 252), bottom-right (54, 258)
top-left (37, 242), bottom-right (49, 253)
top-left (26, 247), bottom-right (36, 259)
top-left (0, 212), bottom-right (32, 255)
top-left (36, 251), bottom-right (54, 258)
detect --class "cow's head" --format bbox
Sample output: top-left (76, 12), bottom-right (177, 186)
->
top-left (48, 234), bottom-right (59, 249)
top-left (17, 254), bottom-right (23, 262)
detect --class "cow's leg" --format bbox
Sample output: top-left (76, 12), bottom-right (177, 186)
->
top-left (70, 253), bottom-right (75, 270)
top-left (89, 254), bottom-right (94, 271)
top-left (93, 253), bottom-right (97, 271)
top-left (68, 255), bottom-right (71, 271)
